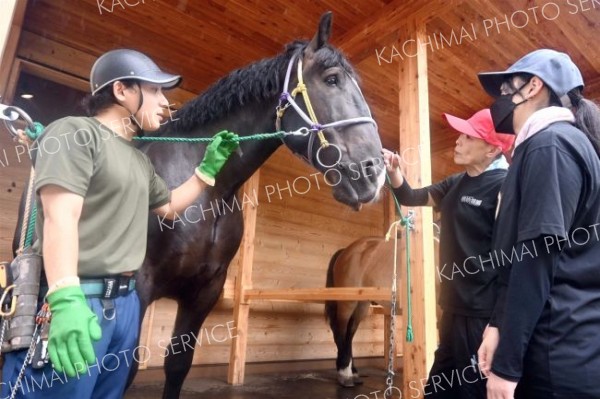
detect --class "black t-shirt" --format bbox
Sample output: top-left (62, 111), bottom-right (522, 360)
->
top-left (425, 168), bottom-right (506, 316)
top-left (492, 122), bottom-right (600, 394)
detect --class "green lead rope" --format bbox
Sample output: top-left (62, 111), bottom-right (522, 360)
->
top-left (387, 174), bottom-right (414, 343)
top-left (132, 130), bottom-right (286, 143)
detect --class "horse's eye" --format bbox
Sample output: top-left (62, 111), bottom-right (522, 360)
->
top-left (325, 75), bottom-right (338, 86)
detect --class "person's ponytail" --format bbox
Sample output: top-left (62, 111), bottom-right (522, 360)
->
top-left (568, 88), bottom-right (600, 157)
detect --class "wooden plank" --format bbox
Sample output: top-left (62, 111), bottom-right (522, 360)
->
top-left (337, 0), bottom-right (464, 62)
top-left (0, 0), bottom-right (27, 101)
top-left (227, 171), bottom-right (260, 385)
top-left (398, 22), bottom-right (438, 399)
top-left (243, 287), bottom-right (393, 303)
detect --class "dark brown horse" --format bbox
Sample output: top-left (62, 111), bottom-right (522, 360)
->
top-left (325, 226), bottom-right (440, 388)
top-left (135, 12), bottom-right (384, 399)
top-left (12, 12), bottom-right (385, 399)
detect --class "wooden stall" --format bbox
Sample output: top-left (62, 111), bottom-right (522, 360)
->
top-left (0, 1), bottom-right (599, 398)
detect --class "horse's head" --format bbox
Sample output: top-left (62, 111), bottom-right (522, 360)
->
top-left (278, 12), bottom-right (385, 210)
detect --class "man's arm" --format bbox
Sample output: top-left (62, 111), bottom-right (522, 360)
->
top-left (152, 175), bottom-right (207, 220)
top-left (39, 185), bottom-right (83, 287)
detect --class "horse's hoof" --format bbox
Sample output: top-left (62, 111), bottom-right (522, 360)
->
top-left (337, 375), bottom-right (355, 387)
top-left (352, 375), bottom-right (364, 385)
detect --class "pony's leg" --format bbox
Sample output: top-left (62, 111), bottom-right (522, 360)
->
top-left (348, 301), bottom-right (370, 385)
top-left (334, 301), bottom-right (359, 387)
top-left (161, 275), bottom-right (225, 399)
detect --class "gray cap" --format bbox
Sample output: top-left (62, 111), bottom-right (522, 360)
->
top-left (478, 49), bottom-right (584, 98)
top-left (90, 49), bottom-right (181, 95)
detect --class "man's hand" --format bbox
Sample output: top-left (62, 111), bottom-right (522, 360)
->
top-left (487, 372), bottom-right (518, 399)
top-left (195, 131), bottom-right (239, 186)
top-left (47, 286), bottom-right (102, 377)
top-left (478, 324), bottom-right (500, 377)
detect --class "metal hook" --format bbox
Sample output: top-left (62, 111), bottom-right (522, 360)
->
top-left (315, 143), bottom-right (342, 168)
top-left (0, 285), bottom-right (17, 317)
top-left (1, 105), bottom-right (35, 140)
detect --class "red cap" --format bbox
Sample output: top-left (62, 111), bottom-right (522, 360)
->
top-left (443, 109), bottom-right (514, 153)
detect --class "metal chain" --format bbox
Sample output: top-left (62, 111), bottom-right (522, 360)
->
top-left (385, 259), bottom-right (398, 398)
top-left (0, 318), bottom-right (8, 351)
top-left (9, 324), bottom-right (40, 399)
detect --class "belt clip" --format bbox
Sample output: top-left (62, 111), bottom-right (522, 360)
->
top-left (102, 277), bottom-right (119, 299)
top-left (101, 299), bottom-right (116, 321)
top-left (117, 276), bottom-right (131, 297)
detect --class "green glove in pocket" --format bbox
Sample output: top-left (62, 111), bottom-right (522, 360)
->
top-left (195, 131), bottom-right (240, 186)
top-left (47, 286), bottom-right (102, 377)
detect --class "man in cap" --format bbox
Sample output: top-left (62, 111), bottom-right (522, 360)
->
top-left (383, 108), bottom-right (514, 398)
top-left (1, 49), bottom-right (239, 398)
top-left (477, 49), bottom-right (600, 399)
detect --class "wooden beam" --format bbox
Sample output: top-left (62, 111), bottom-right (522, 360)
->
top-left (227, 171), bottom-right (260, 386)
top-left (0, 0), bottom-right (28, 102)
top-left (338, 0), bottom-right (464, 63)
top-left (243, 287), bottom-right (392, 302)
top-left (16, 31), bottom-right (197, 108)
top-left (398, 22), bottom-right (437, 399)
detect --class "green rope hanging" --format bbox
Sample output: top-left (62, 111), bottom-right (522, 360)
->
top-left (387, 175), bottom-right (414, 343)
top-left (24, 202), bottom-right (37, 249)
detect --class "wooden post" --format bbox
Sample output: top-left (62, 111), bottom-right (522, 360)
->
top-left (227, 171), bottom-right (260, 385)
top-left (0, 0), bottom-right (28, 101)
top-left (398, 21), bottom-right (437, 399)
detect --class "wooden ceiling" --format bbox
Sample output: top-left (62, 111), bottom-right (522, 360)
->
top-left (18, 0), bottom-right (600, 181)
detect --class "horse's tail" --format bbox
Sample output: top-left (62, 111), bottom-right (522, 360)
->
top-left (325, 248), bottom-right (344, 331)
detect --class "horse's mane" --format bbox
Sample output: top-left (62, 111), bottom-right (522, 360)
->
top-left (163, 40), bottom-right (357, 135)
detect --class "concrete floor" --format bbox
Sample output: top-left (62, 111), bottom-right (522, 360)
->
top-left (125, 367), bottom-right (395, 399)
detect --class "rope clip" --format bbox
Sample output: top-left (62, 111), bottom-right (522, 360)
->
top-left (401, 210), bottom-right (416, 231)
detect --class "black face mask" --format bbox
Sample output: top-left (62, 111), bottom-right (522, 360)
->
top-left (490, 81), bottom-right (530, 134)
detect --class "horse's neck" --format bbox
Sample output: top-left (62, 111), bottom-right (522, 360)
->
top-left (212, 101), bottom-right (282, 195)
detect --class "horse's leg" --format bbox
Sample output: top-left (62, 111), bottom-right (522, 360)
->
top-left (347, 301), bottom-right (370, 385)
top-left (332, 301), bottom-right (359, 387)
top-left (161, 274), bottom-right (225, 399)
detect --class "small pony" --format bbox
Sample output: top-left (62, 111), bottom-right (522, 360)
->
top-left (325, 224), bottom-right (440, 387)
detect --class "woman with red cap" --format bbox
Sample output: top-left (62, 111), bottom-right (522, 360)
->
top-left (383, 108), bottom-right (514, 399)
top-left (477, 49), bottom-right (600, 399)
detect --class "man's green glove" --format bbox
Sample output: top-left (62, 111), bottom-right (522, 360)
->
top-left (47, 286), bottom-right (102, 377)
top-left (195, 131), bottom-right (240, 186)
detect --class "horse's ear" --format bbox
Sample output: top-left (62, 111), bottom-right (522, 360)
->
top-left (308, 11), bottom-right (332, 52)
